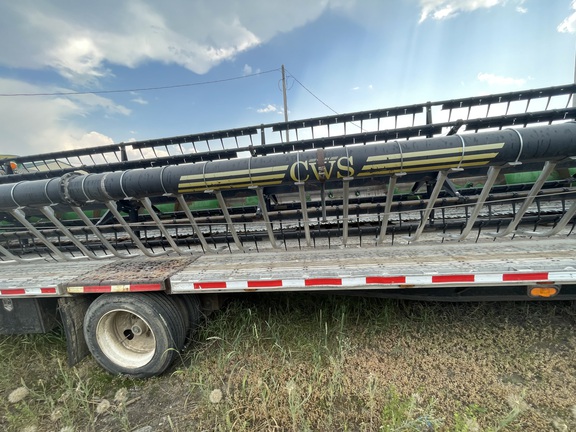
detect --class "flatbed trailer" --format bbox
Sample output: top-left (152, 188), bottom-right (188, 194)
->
top-left (1, 83), bottom-right (576, 377)
top-left (2, 238), bottom-right (575, 298)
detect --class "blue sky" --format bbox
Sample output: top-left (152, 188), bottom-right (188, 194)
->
top-left (0, 0), bottom-right (575, 156)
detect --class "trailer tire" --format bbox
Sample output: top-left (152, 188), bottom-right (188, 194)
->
top-left (165, 295), bottom-right (190, 346)
top-left (182, 295), bottom-right (203, 331)
top-left (83, 293), bottom-right (184, 378)
top-left (150, 294), bottom-right (187, 349)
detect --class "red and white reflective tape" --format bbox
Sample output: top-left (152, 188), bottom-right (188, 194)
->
top-left (3, 271), bottom-right (576, 296)
top-left (0, 287), bottom-right (57, 297)
top-left (67, 283), bottom-right (163, 294)
top-left (186, 271), bottom-right (576, 291)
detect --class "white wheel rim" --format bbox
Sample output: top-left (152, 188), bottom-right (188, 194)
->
top-left (96, 309), bottom-right (156, 369)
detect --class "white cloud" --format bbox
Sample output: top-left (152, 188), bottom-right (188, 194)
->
top-left (418, 0), bottom-right (526, 23)
top-left (0, 1), bottom-right (349, 83)
top-left (131, 97), bottom-right (149, 105)
top-left (351, 85), bottom-right (374, 91)
top-left (68, 93), bottom-right (131, 116)
top-left (72, 131), bottom-right (115, 149)
top-left (0, 78), bottom-right (128, 155)
top-left (257, 104), bottom-right (279, 113)
top-left (243, 63), bottom-right (262, 76)
top-left (477, 72), bottom-right (527, 86)
top-left (0, 1), bottom-right (362, 156)
top-left (127, 146), bottom-right (170, 160)
top-left (48, 37), bottom-right (110, 84)
top-left (558, 0), bottom-right (576, 33)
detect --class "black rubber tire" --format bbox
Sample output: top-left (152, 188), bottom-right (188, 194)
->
top-left (161, 295), bottom-right (188, 347)
top-left (83, 293), bottom-right (184, 378)
top-left (181, 295), bottom-right (203, 332)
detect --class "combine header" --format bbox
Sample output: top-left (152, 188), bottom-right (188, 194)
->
top-left (1, 83), bottom-right (576, 377)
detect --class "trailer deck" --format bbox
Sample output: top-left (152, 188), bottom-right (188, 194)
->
top-left (2, 236), bottom-right (574, 297)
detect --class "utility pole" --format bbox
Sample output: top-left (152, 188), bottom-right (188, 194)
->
top-left (281, 65), bottom-right (289, 142)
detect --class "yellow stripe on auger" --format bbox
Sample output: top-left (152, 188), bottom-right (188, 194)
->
top-left (358, 142), bottom-right (505, 177)
top-left (178, 165), bottom-right (289, 192)
top-left (178, 179), bottom-right (284, 194)
top-left (365, 142), bottom-right (505, 164)
top-left (178, 173), bottom-right (286, 192)
top-left (363, 152), bottom-right (498, 170)
top-left (180, 165), bottom-right (289, 181)
top-left (357, 160), bottom-right (494, 177)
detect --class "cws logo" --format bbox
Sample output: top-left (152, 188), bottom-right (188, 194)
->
top-left (289, 156), bottom-right (355, 182)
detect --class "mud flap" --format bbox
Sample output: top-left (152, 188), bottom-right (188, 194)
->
top-left (58, 297), bottom-right (92, 366)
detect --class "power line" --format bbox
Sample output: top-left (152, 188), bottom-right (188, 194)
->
top-left (284, 68), bottom-right (339, 115)
top-left (285, 68), bottom-right (364, 131)
top-left (0, 68), bottom-right (281, 97)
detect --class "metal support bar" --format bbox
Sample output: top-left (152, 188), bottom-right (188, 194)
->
top-left (296, 182), bottom-right (312, 246)
top-left (175, 194), bottom-right (216, 253)
top-left (70, 206), bottom-right (132, 258)
top-left (8, 208), bottom-right (84, 261)
top-left (341, 177), bottom-right (352, 246)
top-left (213, 190), bottom-right (246, 252)
top-left (320, 184), bottom-right (327, 222)
top-left (103, 201), bottom-right (169, 257)
top-left (253, 187), bottom-right (279, 249)
top-left (39, 206), bottom-right (103, 259)
top-left (139, 197), bottom-right (190, 254)
top-left (0, 241), bottom-right (44, 264)
top-left (405, 170), bottom-right (449, 242)
top-left (488, 161), bottom-right (557, 237)
top-left (377, 175), bottom-right (398, 246)
top-left (445, 166), bottom-right (502, 241)
top-left (520, 199), bottom-right (576, 237)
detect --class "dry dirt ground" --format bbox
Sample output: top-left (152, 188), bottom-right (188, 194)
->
top-left (2, 295), bottom-right (576, 431)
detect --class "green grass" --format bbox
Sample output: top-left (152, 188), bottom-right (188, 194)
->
top-left (0, 332), bottom-right (135, 431)
top-left (2, 295), bottom-right (576, 431)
